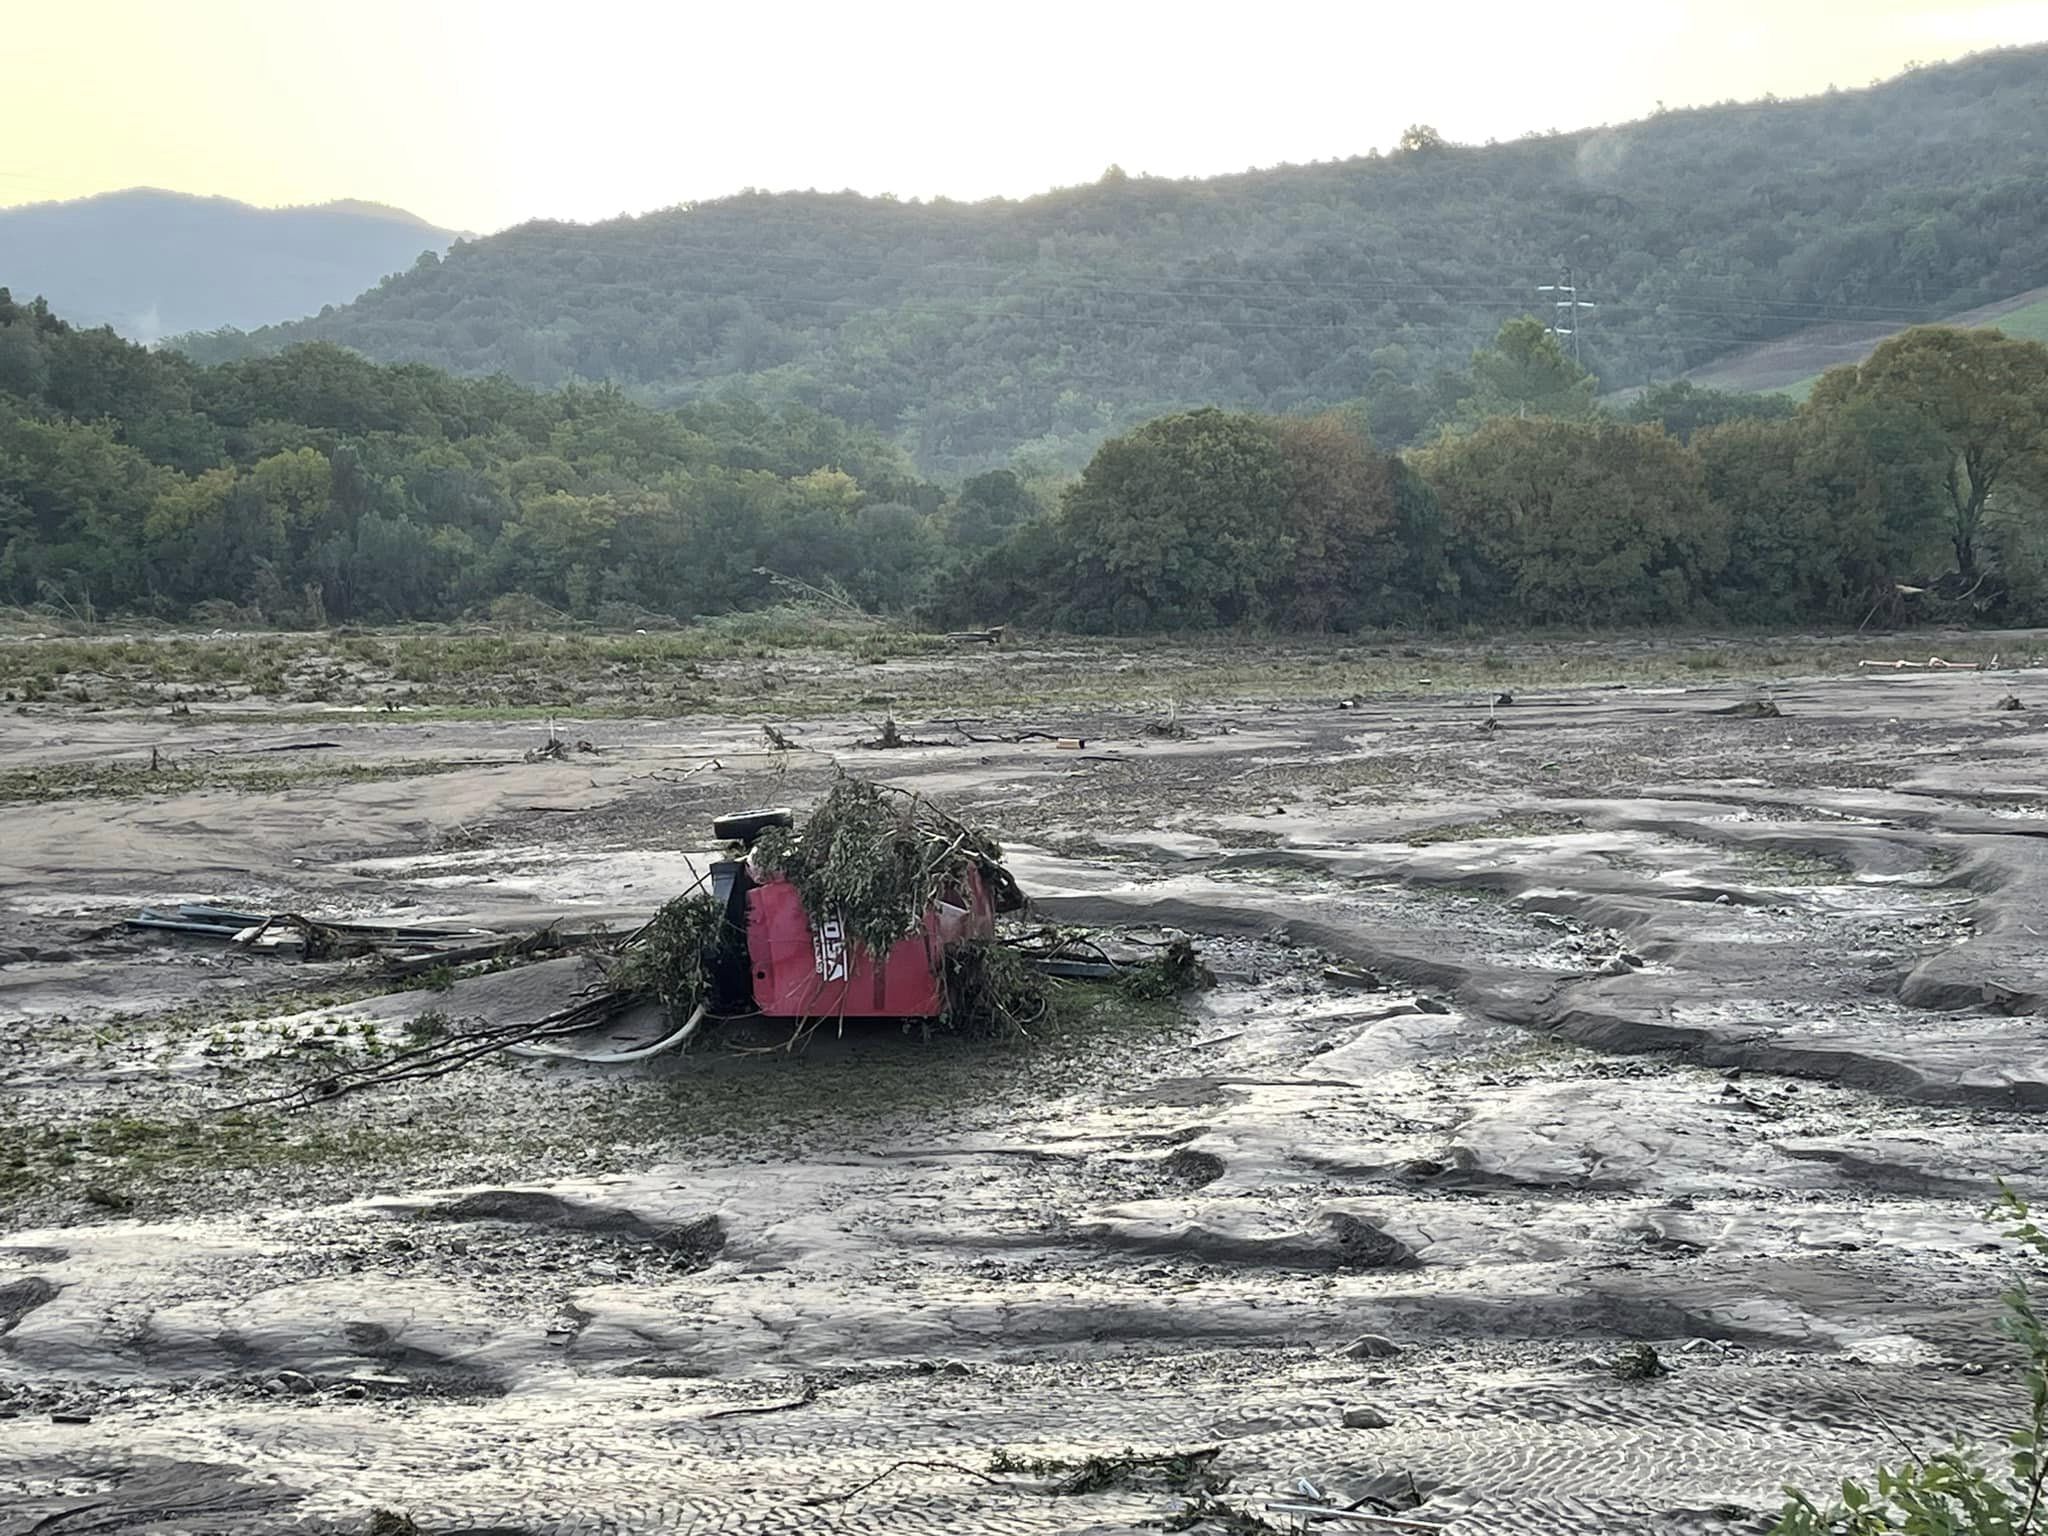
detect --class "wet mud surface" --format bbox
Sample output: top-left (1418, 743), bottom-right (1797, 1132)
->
top-left (4, 646), bottom-right (2048, 1533)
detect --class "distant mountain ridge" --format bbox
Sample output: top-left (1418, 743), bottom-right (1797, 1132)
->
top-left (172, 46), bottom-right (2048, 472)
top-left (0, 188), bottom-right (462, 341)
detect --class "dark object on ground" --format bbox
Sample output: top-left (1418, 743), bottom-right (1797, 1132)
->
top-left (1042, 1446), bottom-right (1223, 1497)
top-left (1998, 694), bottom-right (2025, 711)
top-left (1613, 1343), bottom-right (1669, 1380)
top-left (381, 925), bottom-right (609, 978)
top-left (946, 626), bottom-right (1005, 645)
top-left (127, 904), bottom-right (488, 960)
top-left (1121, 937), bottom-right (1218, 1001)
top-left (1340, 1334), bottom-right (1403, 1359)
top-left (1342, 1406), bottom-right (1393, 1429)
top-left (1715, 698), bottom-right (1783, 718)
top-left (1144, 704), bottom-right (1192, 740)
top-left (1323, 966), bottom-right (1383, 992)
top-left (712, 807), bottom-right (794, 846)
top-left (857, 716), bottom-right (946, 749)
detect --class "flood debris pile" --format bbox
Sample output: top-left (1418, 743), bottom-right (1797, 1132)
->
top-left (1120, 936), bottom-right (1218, 1000)
top-left (939, 936), bottom-right (1052, 1037)
top-left (750, 777), bottom-right (1011, 959)
top-left (608, 892), bottom-right (727, 1025)
top-left (126, 904), bottom-right (499, 962)
top-left (233, 778), bottom-right (1214, 1109)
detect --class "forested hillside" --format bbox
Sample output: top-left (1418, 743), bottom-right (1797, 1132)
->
top-left (0, 190), bottom-right (458, 341)
top-left (168, 47), bottom-right (2048, 472)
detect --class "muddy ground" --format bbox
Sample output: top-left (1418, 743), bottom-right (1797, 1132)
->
top-left (4, 628), bottom-right (2048, 1535)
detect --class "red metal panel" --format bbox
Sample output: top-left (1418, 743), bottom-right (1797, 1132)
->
top-left (743, 870), bottom-right (995, 1019)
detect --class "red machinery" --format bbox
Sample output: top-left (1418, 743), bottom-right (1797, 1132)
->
top-left (707, 808), bottom-right (1018, 1020)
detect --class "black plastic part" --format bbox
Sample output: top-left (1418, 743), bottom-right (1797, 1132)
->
top-left (705, 858), bottom-right (757, 1010)
top-left (712, 808), bottom-right (795, 846)
top-left (983, 861), bottom-right (1028, 914)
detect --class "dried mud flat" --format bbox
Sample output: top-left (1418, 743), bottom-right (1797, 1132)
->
top-left (4, 632), bottom-right (2048, 1535)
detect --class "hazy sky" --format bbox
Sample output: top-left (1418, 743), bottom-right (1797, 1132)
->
top-left (7, 0), bottom-right (2048, 233)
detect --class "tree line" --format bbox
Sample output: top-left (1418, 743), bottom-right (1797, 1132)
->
top-left (0, 289), bottom-right (981, 624)
top-left (950, 320), bottom-right (2048, 631)
top-left (4, 289), bottom-right (2044, 633)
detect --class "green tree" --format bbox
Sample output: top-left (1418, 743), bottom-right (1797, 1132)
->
top-left (1458, 317), bottom-right (1598, 426)
top-left (1266, 412), bottom-right (1395, 629)
top-left (1056, 409), bottom-right (1294, 630)
top-left (1826, 328), bottom-right (2048, 578)
top-left (946, 469), bottom-right (1039, 550)
top-left (1419, 415), bottom-right (1726, 624)
top-left (1695, 411), bottom-right (1944, 622)
top-left (0, 415), bottom-right (164, 608)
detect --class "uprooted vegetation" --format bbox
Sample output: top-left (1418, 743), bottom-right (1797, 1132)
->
top-left (751, 777), bottom-right (1011, 958)
top-left (183, 779), bottom-right (1212, 1117)
top-left (609, 893), bottom-right (727, 1024)
top-left (1772, 1188), bottom-right (2048, 1535)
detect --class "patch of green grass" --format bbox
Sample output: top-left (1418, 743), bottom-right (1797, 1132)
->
top-left (4, 979), bottom-right (1189, 1218)
top-left (1990, 296), bottom-right (2048, 344)
top-left (1726, 845), bottom-right (1852, 885)
top-left (1405, 812), bottom-right (1585, 846)
top-left (0, 757), bottom-right (464, 804)
top-left (0, 1109), bottom-right (444, 1208)
top-left (6, 626), bottom-right (2040, 723)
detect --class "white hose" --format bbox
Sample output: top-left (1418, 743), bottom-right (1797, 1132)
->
top-left (506, 1003), bottom-right (710, 1063)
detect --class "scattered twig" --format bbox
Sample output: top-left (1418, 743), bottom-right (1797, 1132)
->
top-left (705, 1383), bottom-right (819, 1419)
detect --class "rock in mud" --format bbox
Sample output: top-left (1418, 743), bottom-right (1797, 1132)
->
top-left (0, 1276), bottom-right (59, 1335)
top-left (1339, 1333), bottom-right (1403, 1359)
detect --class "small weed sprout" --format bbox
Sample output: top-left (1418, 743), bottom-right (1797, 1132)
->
top-left (404, 1011), bottom-right (453, 1045)
top-left (1613, 1343), bottom-right (1668, 1381)
top-left (1772, 1185), bottom-right (2048, 1534)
